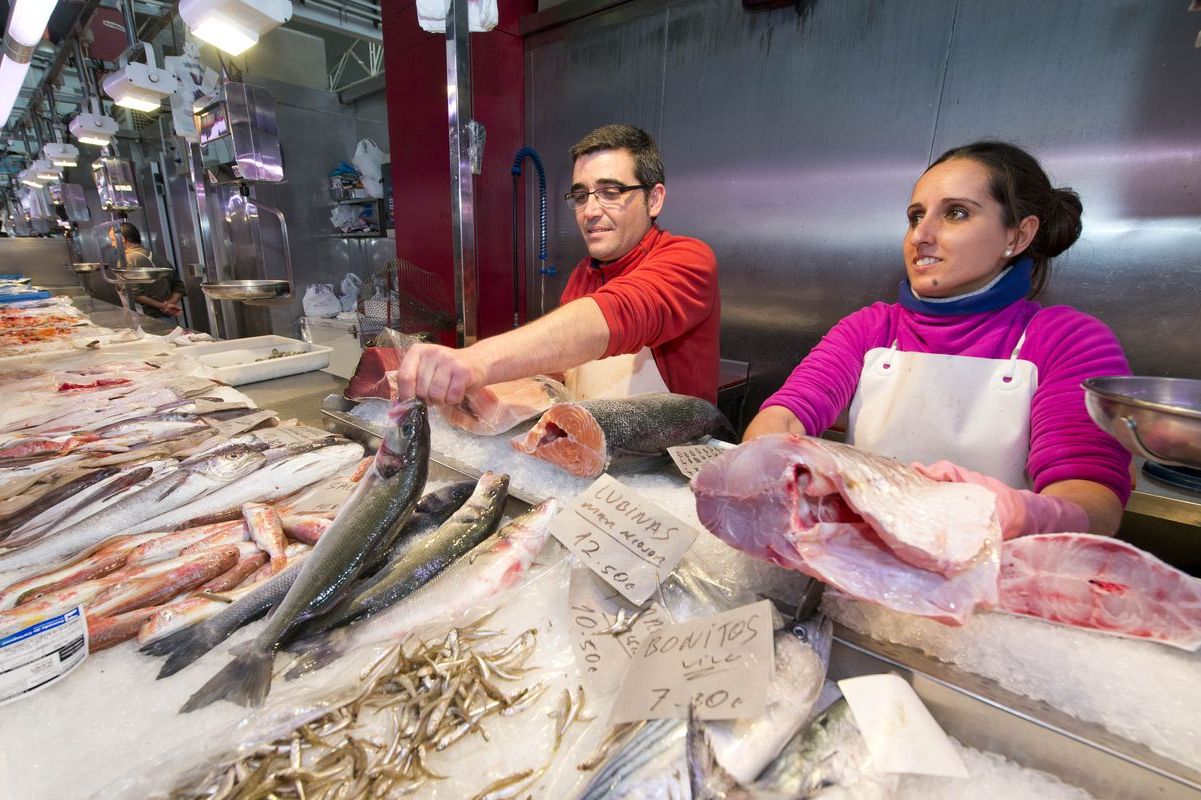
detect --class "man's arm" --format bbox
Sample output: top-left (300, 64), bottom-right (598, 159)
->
top-left (394, 297), bottom-right (610, 405)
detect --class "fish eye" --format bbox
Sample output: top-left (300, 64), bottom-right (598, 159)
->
top-left (402, 423), bottom-right (415, 437)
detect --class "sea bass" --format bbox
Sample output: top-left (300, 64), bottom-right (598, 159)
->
top-left (999, 533), bottom-right (1201, 650)
top-left (285, 497), bottom-right (556, 680)
top-left (511, 392), bottom-right (731, 478)
top-left (437, 375), bottom-right (572, 435)
top-left (578, 618), bottom-right (833, 800)
top-left (0, 445), bottom-right (265, 574)
top-left (181, 399), bottom-right (429, 710)
top-left (693, 434), bottom-right (1001, 625)
top-left (292, 473), bottom-right (507, 640)
top-left (129, 441), bottom-right (363, 534)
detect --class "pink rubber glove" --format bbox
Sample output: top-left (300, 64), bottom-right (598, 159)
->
top-left (913, 460), bottom-right (1090, 540)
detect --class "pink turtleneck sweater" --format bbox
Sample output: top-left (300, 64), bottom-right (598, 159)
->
top-left (761, 300), bottom-right (1133, 504)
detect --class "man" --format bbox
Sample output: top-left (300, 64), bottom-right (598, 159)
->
top-left (108, 222), bottom-right (186, 319)
top-left (395, 124), bottom-right (720, 403)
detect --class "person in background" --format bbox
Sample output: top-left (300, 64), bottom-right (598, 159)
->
top-left (108, 221), bottom-right (185, 319)
top-left (394, 124), bottom-right (720, 403)
top-left (744, 140), bottom-right (1131, 537)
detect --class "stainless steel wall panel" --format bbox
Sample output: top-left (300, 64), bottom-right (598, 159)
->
top-left (930, 0), bottom-right (1201, 380)
top-left (525, 0), bottom-right (1201, 418)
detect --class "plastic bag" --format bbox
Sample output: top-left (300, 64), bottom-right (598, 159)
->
top-left (416, 0), bottom-right (498, 32)
top-left (301, 284), bottom-right (341, 318)
top-left (352, 139), bottom-right (385, 199)
top-left (338, 273), bottom-right (364, 313)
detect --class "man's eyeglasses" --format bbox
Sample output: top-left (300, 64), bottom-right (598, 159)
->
top-left (564, 184), bottom-right (649, 209)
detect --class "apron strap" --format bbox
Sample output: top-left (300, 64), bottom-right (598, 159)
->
top-left (1003, 328), bottom-right (1030, 382)
top-left (882, 339), bottom-right (900, 370)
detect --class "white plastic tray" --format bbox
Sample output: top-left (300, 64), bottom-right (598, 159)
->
top-left (184, 335), bottom-right (332, 386)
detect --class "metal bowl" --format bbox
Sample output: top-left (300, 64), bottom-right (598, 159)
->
top-left (69, 262), bottom-right (103, 274)
top-left (1082, 376), bottom-right (1201, 469)
top-left (113, 267), bottom-right (173, 285)
top-left (201, 280), bottom-right (292, 303)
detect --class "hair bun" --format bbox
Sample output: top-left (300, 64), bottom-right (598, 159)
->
top-left (1036, 186), bottom-right (1083, 259)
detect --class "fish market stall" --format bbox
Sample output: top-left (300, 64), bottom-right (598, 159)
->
top-left (2, 297), bottom-right (1200, 800)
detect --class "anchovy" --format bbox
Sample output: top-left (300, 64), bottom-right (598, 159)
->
top-left (181, 400), bottom-right (429, 711)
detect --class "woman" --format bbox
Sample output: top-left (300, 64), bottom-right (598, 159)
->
top-left (744, 141), bottom-right (1131, 537)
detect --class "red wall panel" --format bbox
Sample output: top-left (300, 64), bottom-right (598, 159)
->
top-left (383, 0), bottom-right (536, 344)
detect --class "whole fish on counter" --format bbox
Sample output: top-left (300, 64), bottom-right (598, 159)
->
top-left (511, 392), bottom-right (732, 478)
top-left (285, 496), bottom-right (557, 680)
top-left (692, 434), bottom-right (1002, 625)
top-left (694, 697), bottom-right (897, 800)
top-left (577, 616), bottom-right (833, 800)
top-left (291, 473), bottom-right (507, 641)
top-left (181, 399), bottom-right (429, 710)
top-left (125, 439), bottom-right (364, 535)
top-left (0, 444), bottom-right (267, 574)
top-left (141, 482), bottom-right (470, 676)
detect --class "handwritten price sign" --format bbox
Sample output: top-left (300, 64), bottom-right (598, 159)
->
top-left (667, 444), bottom-right (727, 479)
top-left (609, 600), bottom-right (773, 723)
top-left (567, 568), bottom-right (668, 694)
top-left (550, 475), bottom-right (699, 605)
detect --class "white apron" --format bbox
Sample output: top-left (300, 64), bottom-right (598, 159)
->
top-left (847, 330), bottom-right (1038, 489)
top-left (565, 347), bottom-right (670, 400)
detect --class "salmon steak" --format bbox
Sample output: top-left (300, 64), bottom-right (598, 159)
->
top-left (999, 533), bottom-right (1201, 650)
top-left (437, 375), bottom-right (572, 435)
top-left (511, 392), bottom-right (731, 478)
top-left (692, 433), bottom-right (1002, 625)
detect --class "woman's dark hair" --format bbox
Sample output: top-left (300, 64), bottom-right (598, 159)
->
top-left (928, 140), bottom-right (1081, 298)
top-left (119, 221), bottom-right (142, 246)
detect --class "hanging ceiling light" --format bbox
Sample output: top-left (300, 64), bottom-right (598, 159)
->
top-left (18, 167), bottom-right (43, 188)
top-left (32, 158), bottom-right (60, 182)
top-left (69, 104), bottom-right (120, 147)
top-left (103, 47), bottom-right (179, 113)
top-left (179, 0), bottom-right (293, 57)
top-left (0, 0), bottom-right (60, 125)
top-left (43, 141), bottom-right (79, 168)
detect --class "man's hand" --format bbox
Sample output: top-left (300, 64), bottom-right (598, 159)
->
top-left (162, 302), bottom-right (183, 316)
top-left (393, 342), bottom-right (487, 406)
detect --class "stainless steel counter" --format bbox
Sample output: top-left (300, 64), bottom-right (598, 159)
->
top-left (237, 370), bottom-right (348, 427)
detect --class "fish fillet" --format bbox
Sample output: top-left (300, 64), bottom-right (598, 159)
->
top-left (999, 533), bottom-right (1201, 650)
top-left (436, 375), bottom-right (571, 435)
top-left (511, 392), bottom-right (731, 478)
top-left (693, 434), bottom-right (1001, 625)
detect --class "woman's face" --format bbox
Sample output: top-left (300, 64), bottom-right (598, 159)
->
top-left (903, 158), bottom-right (1030, 298)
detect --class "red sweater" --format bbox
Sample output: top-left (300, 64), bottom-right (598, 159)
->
top-left (560, 226), bottom-right (719, 402)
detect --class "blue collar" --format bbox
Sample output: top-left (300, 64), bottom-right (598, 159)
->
top-left (898, 256), bottom-right (1033, 316)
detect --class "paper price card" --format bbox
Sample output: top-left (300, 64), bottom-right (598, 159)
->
top-left (255, 425), bottom-right (335, 447)
top-left (667, 444), bottom-right (726, 479)
top-left (609, 600), bottom-right (773, 724)
top-left (550, 474), bottom-right (699, 605)
top-left (568, 568), bottom-right (669, 694)
top-left (288, 476), bottom-right (359, 516)
top-left (0, 607), bottom-right (88, 708)
top-left (170, 375), bottom-right (219, 395)
top-left (211, 409), bottom-right (278, 438)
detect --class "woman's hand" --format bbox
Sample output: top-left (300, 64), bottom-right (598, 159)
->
top-left (742, 406), bottom-right (807, 442)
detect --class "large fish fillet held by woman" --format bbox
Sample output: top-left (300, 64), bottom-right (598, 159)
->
top-left (510, 392), bottom-right (732, 478)
top-left (692, 434), bottom-right (1002, 625)
top-left (999, 533), bottom-right (1201, 650)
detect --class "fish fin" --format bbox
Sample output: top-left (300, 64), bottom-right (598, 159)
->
top-left (145, 624), bottom-right (225, 678)
top-left (282, 629), bottom-right (349, 680)
top-left (154, 471), bottom-right (190, 502)
top-left (180, 650), bottom-right (275, 712)
top-left (686, 704), bottom-right (755, 800)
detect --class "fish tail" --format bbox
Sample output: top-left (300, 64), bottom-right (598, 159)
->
top-left (180, 649), bottom-right (275, 712)
top-left (142, 623), bottom-right (224, 678)
top-left (282, 629), bottom-right (349, 681)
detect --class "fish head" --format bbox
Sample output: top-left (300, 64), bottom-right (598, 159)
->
top-left (187, 445), bottom-right (268, 483)
top-left (415, 480), bottom-right (476, 514)
top-left (790, 611), bottom-right (833, 666)
top-left (477, 471), bottom-right (510, 504)
top-left (374, 399), bottom-right (429, 480)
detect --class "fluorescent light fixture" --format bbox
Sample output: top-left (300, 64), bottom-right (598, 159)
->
top-left (102, 47), bottom-right (179, 113)
top-left (69, 109), bottom-right (120, 146)
top-left (43, 142), bottom-right (79, 168)
top-left (32, 158), bottom-right (60, 181)
top-left (1, 0), bottom-right (59, 125)
top-left (180, 0), bottom-right (292, 56)
top-left (18, 168), bottom-right (42, 188)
